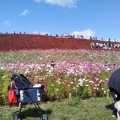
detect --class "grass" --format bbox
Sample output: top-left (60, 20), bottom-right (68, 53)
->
top-left (0, 97), bottom-right (116, 120)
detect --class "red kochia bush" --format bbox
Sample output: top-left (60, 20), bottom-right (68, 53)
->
top-left (0, 34), bottom-right (104, 51)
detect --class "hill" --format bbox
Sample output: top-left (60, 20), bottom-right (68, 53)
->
top-left (0, 33), bottom-right (119, 51)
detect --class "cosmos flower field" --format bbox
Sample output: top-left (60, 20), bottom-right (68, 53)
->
top-left (0, 49), bottom-right (120, 105)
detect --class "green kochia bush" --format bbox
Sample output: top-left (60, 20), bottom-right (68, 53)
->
top-left (0, 70), bottom-right (10, 105)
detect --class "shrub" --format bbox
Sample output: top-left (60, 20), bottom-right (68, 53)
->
top-left (0, 71), bottom-right (10, 105)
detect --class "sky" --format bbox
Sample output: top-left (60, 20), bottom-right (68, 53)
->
top-left (0, 0), bottom-right (120, 41)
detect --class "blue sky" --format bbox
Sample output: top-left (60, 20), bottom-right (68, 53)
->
top-left (0, 0), bottom-right (120, 41)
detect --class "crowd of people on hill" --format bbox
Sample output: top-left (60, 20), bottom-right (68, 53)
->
top-left (0, 32), bottom-right (98, 40)
top-left (90, 40), bottom-right (120, 49)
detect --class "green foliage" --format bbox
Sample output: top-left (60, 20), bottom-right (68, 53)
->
top-left (0, 71), bottom-right (10, 105)
top-left (0, 50), bottom-right (119, 104)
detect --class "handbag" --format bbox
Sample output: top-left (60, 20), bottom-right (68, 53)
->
top-left (7, 81), bottom-right (17, 104)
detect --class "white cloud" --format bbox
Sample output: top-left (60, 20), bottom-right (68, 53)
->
top-left (71, 29), bottom-right (95, 39)
top-left (33, 31), bottom-right (39, 34)
top-left (40, 32), bottom-right (50, 35)
top-left (3, 20), bottom-right (11, 27)
top-left (20, 10), bottom-right (30, 16)
top-left (45, 0), bottom-right (77, 7)
top-left (34, 0), bottom-right (42, 3)
top-left (33, 31), bottom-right (50, 35)
top-left (35, 0), bottom-right (77, 7)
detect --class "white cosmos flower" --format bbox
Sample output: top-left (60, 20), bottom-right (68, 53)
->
top-left (85, 84), bottom-right (89, 87)
top-left (71, 82), bottom-right (73, 84)
top-left (51, 84), bottom-right (54, 86)
top-left (56, 89), bottom-right (59, 91)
